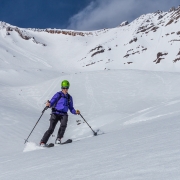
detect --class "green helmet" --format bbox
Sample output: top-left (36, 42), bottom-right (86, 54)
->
top-left (61, 80), bottom-right (70, 88)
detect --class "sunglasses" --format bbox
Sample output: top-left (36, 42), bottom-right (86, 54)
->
top-left (62, 87), bottom-right (69, 90)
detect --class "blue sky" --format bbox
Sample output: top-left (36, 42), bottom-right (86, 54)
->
top-left (0, 0), bottom-right (179, 30)
top-left (0, 0), bottom-right (91, 29)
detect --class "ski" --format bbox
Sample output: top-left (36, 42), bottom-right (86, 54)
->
top-left (61, 139), bottom-right (72, 145)
top-left (46, 143), bottom-right (54, 148)
top-left (55, 139), bottom-right (73, 145)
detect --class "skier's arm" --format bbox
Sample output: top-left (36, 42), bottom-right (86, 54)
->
top-left (49, 93), bottom-right (60, 107)
top-left (69, 96), bottom-right (76, 115)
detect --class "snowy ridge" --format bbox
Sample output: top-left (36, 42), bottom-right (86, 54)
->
top-left (1, 6), bottom-right (180, 72)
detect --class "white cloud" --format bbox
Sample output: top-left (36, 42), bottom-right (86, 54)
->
top-left (67, 0), bottom-right (180, 31)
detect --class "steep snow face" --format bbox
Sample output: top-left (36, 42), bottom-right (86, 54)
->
top-left (79, 7), bottom-right (180, 71)
top-left (0, 6), bottom-right (180, 74)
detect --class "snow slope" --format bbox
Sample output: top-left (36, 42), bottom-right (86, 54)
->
top-left (0, 5), bottom-right (180, 180)
top-left (0, 70), bottom-right (180, 180)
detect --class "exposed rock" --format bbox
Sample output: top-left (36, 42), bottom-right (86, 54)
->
top-left (155, 58), bottom-right (164, 64)
top-left (11, 27), bottom-right (31, 40)
top-left (119, 21), bottom-right (129, 27)
top-left (169, 39), bottom-right (180, 42)
top-left (91, 49), bottom-right (105, 57)
top-left (157, 20), bottom-right (164, 25)
top-left (154, 10), bottom-right (162, 16)
top-left (86, 62), bottom-right (96, 66)
top-left (151, 26), bottom-right (159, 32)
top-left (132, 51), bottom-right (140, 55)
top-left (90, 46), bottom-right (103, 53)
top-left (158, 15), bottom-right (163, 20)
top-left (177, 31), bottom-right (180, 35)
top-left (32, 37), bottom-right (46, 46)
top-left (173, 57), bottom-right (180, 63)
top-left (165, 19), bottom-right (174, 26)
top-left (6, 27), bottom-right (13, 31)
top-left (127, 49), bottom-right (133, 53)
top-left (6, 26), bottom-right (47, 46)
top-left (129, 37), bottom-right (137, 44)
top-left (157, 52), bottom-right (168, 58)
top-left (169, 6), bottom-right (180, 20)
top-left (45, 29), bottom-right (93, 37)
top-left (136, 25), bottom-right (156, 34)
top-left (123, 54), bottom-right (130, 58)
top-left (142, 48), bottom-right (147, 51)
top-left (177, 49), bottom-right (180, 56)
top-left (169, 7), bottom-right (176, 12)
top-left (154, 52), bottom-right (168, 64)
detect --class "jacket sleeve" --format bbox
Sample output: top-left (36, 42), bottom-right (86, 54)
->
top-left (49, 92), bottom-right (60, 108)
top-left (69, 96), bottom-right (76, 115)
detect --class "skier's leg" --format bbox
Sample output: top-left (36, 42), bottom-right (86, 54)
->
top-left (57, 115), bottom-right (68, 139)
top-left (41, 114), bottom-right (58, 144)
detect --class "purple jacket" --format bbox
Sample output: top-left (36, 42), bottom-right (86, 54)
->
top-left (50, 91), bottom-right (76, 115)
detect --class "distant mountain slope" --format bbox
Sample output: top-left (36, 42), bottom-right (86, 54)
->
top-left (0, 5), bottom-right (180, 73)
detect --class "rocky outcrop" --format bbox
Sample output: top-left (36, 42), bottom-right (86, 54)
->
top-left (166, 19), bottom-right (174, 26)
top-left (129, 37), bottom-right (137, 44)
top-left (173, 57), bottom-right (180, 63)
top-left (45, 29), bottom-right (93, 37)
top-left (14, 28), bottom-right (31, 40)
top-left (119, 21), bottom-right (129, 27)
top-left (90, 46), bottom-right (103, 53)
top-left (89, 45), bottom-right (105, 57)
top-left (136, 24), bottom-right (159, 34)
top-left (177, 49), bottom-right (180, 56)
top-left (91, 49), bottom-right (105, 57)
top-left (6, 26), bottom-right (46, 46)
top-left (158, 15), bottom-right (163, 20)
top-left (154, 52), bottom-right (168, 64)
top-left (169, 7), bottom-right (176, 12)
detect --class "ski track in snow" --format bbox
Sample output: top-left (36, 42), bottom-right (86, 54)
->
top-left (15, 47), bottom-right (51, 68)
top-left (123, 98), bottom-right (180, 125)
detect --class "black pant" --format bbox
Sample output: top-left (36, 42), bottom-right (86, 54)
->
top-left (41, 114), bottom-right (68, 144)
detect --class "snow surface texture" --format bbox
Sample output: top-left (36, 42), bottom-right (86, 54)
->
top-left (23, 142), bottom-right (44, 152)
top-left (0, 6), bottom-right (180, 180)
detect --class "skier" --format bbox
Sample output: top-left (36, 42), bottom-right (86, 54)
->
top-left (40, 80), bottom-right (80, 146)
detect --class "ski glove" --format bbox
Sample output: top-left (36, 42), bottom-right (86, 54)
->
top-left (46, 100), bottom-right (51, 107)
top-left (76, 110), bottom-right (80, 115)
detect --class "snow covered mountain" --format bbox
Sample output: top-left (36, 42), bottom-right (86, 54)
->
top-left (0, 5), bottom-right (180, 180)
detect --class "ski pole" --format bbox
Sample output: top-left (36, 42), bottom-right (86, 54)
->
top-left (79, 114), bottom-right (97, 136)
top-left (24, 106), bottom-right (49, 144)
